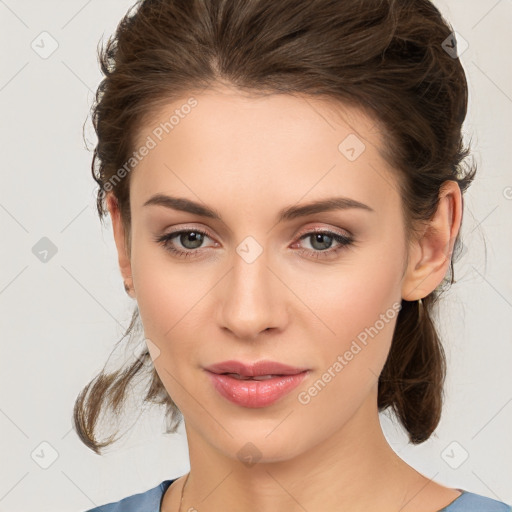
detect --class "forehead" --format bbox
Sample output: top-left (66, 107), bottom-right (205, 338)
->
top-left (130, 86), bottom-right (400, 216)
top-left (135, 85), bottom-right (383, 151)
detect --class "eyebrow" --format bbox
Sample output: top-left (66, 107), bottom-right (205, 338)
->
top-left (143, 193), bottom-right (375, 222)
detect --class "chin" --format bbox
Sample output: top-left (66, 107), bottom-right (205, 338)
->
top-left (216, 427), bottom-right (311, 466)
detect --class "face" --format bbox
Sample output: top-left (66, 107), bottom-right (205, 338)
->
top-left (110, 85), bottom-right (415, 463)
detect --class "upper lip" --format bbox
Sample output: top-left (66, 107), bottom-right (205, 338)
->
top-left (204, 360), bottom-right (309, 377)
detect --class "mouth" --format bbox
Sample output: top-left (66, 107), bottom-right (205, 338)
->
top-left (217, 372), bottom-right (304, 380)
top-left (205, 370), bottom-right (310, 408)
top-left (204, 359), bottom-right (310, 378)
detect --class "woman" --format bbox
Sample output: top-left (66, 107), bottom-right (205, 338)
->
top-left (74, 0), bottom-right (511, 510)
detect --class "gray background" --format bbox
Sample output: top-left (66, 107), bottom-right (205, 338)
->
top-left (0, 1), bottom-right (511, 510)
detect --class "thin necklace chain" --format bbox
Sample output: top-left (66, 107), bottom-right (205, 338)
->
top-left (178, 472), bottom-right (190, 512)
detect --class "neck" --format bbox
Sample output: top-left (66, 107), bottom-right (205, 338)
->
top-left (178, 386), bottom-right (430, 512)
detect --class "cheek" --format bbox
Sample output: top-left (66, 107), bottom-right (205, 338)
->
top-left (131, 253), bottom-right (204, 405)
top-left (293, 259), bottom-right (401, 432)
top-left (129, 239), bottom-right (219, 395)
top-left (129, 240), bottom-right (195, 349)
top-left (296, 239), bottom-right (403, 376)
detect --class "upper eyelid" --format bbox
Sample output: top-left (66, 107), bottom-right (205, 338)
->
top-left (164, 222), bottom-right (351, 238)
top-left (296, 225), bottom-right (351, 238)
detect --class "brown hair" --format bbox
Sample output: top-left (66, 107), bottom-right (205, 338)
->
top-left (74, 0), bottom-right (476, 454)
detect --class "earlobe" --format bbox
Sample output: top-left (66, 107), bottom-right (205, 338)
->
top-left (106, 193), bottom-right (135, 298)
top-left (401, 180), bottom-right (462, 301)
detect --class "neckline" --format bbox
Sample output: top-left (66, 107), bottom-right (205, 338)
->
top-left (159, 478), bottom-right (179, 512)
top-left (159, 480), bottom-right (468, 512)
top-left (435, 489), bottom-right (467, 512)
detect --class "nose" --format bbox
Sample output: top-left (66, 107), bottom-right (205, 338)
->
top-left (217, 250), bottom-right (287, 341)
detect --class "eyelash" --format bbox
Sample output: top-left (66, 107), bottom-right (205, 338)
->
top-left (154, 227), bottom-right (354, 260)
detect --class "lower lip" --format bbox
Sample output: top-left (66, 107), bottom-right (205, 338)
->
top-left (205, 370), bottom-right (309, 408)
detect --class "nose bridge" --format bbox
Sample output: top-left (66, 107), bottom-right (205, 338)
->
top-left (219, 241), bottom-right (284, 339)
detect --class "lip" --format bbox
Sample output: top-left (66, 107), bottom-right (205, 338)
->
top-left (203, 360), bottom-right (310, 408)
top-left (204, 359), bottom-right (310, 377)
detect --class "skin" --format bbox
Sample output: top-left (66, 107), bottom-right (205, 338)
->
top-left (107, 84), bottom-right (463, 512)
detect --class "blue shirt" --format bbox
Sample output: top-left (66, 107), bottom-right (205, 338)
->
top-left (84, 479), bottom-right (512, 512)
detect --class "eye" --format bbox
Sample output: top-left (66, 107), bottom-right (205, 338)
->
top-left (154, 228), bottom-right (216, 258)
top-left (292, 229), bottom-right (354, 260)
top-left (154, 227), bottom-right (354, 260)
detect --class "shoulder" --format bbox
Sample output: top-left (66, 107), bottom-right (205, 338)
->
top-left (83, 479), bottom-right (176, 512)
top-left (442, 489), bottom-right (512, 511)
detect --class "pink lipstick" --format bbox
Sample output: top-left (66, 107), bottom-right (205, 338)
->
top-left (204, 360), bottom-right (310, 408)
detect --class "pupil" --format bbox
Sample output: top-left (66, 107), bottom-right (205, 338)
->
top-left (181, 232), bottom-right (203, 249)
top-left (311, 233), bottom-right (332, 251)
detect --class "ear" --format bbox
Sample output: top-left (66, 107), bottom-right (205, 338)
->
top-left (401, 180), bottom-right (463, 301)
top-left (106, 193), bottom-right (135, 299)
